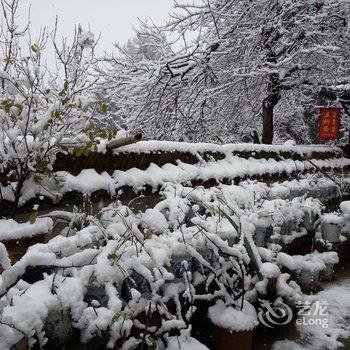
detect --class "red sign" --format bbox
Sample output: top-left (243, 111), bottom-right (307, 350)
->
top-left (319, 108), bottom-right (341, 140)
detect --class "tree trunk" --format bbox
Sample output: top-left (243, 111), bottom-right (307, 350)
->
top-left (262, 97), bottom-right (274, 144)
top-left (262, 92), bottom-right (280, 144)
top-left (12, 177), bottom-right (24, 219)
top-left (261, 23), bottom-right (281, 144)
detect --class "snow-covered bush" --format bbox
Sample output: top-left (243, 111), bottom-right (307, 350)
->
top-left (0, 195), bottom-right (253, 348)
top-left (0, 0), bottom-right (102, 215)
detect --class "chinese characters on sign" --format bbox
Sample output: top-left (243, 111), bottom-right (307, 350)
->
top-left (319, 108), bottom-right (341, 141)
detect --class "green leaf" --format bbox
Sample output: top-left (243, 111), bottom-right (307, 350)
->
top-left (29, 212), bottom-right (37, 224)
top-left (60, 145), bottom-right (69, 152)
top-left (74, 148), bottom-right (83, 157)
top-left (146, 336), bottom-right (157, 350)
top-left (112, 313), bottom-right (120, 323)
top-left (33, 175), bottom-right (43, 184)
top-left (108, 252), bottom-right (118, 261)
top-left (201, 201), bottom-right (240, 233)
top-left (99, 130), bottom-right (107, 139)
top-left (52, 110), bottom-right (61, 120)
top-left (36, 161), bottom-right (49, 173)
top-left (107, 125), bottom-right (118, 140)
top-left (85, 122), bottom-right (95, 132)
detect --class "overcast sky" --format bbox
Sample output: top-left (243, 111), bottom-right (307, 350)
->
top-left (20, 0), bottom-right (175, 53)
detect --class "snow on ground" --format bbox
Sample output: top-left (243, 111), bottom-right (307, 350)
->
top-left (273, 276), bottom-right (350, 350)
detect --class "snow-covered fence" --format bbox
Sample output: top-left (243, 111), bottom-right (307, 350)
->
top-left (53, 141), bottom-right (345, 174)
top-left (0, 141), bottom-right (349, 216)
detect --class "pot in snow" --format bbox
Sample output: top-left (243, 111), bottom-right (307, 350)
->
top-left (340, 201), bottom-right (350, 231)
top-left (321, 222), bottom-right (342, 243)
top-left (206, 300), bottom-right (256, 350)
top-left (208, 324), bottom-right (252, 350)
top-left (321, 214), bottom-right (343, 243)
top-left (297, 269), bottom-right (320, 292)
top-left (321, 263), bottom-right (334, 281)
top-left (340, 201), bottom-right (350, 215)
top-left (318, 251), bottom-right (338, 280)
top-left (44, 309), bottom-right (73, 346)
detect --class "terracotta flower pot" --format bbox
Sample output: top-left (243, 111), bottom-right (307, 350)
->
top-left (209, 323), bottom-right (253, 350)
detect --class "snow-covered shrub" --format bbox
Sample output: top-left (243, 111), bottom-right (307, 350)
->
top-left (0, 176), bottom-right (342, 348)
top-left (0, 1), bottom-right (103, 215)
top-left (0, 197), bottom-right (252, 348)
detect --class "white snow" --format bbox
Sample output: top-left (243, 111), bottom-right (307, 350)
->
top-left (60, 169), bottom-right (115, 195)
top-left (0, 218), bottom-right (53, 241)
top-left (208, 300), bottom-right (258, 332)
top-left (0, 141), bottom-right (348, 349)
top-left (340, 201), bottom-right (350, 214)
top-left (260, 262), bottom-right (281, 279)
top-left (114, 141), bottom-right (341, 158)
top-left (273, 276), bottom-right (350, 350)
top-left (321, 213), bottom-right (344, 225)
